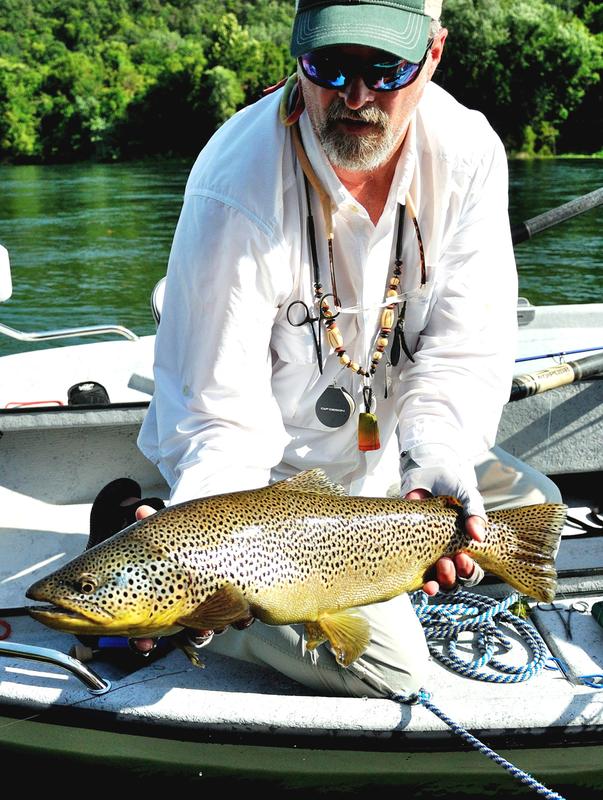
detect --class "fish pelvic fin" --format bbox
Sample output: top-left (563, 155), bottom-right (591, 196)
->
top-left (177, 584), bottom-right (250, 630)
top-left (271, 468), bottom-right (347, 496)
top-left (466, 503), bottom-right (567, 603)
top-left (304, 621), bottom-right (328, 651)
top-left (306, 609), bottom-right (371, 667)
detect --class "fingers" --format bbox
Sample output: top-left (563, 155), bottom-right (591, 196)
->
top-left (422, 580), bottom-right (439, 597)
top-left (465, 514), bottom-right (486, 542)
top-left (409, 490), bottom-right (454, 593)
top-left (408, 490), bottom-right (485, 594)
top-left (404, 488), bottom-right (432, 500)
top-left (135, 504), bottom-right (157, 521)
top-left (232, 615), bottom-right (255, 630)
top-left (129, 616), bottom-right (256, 654)
top-left (436, 556), bottom-right (456, 589)
top-left (453, 552), bottom-right (476, 579)
top-left (129, 638), bottom-right (156, 654)
top-left (421, 556), bottom-right (456, 595)
top-left (422, 553), bottom-right (478, 594)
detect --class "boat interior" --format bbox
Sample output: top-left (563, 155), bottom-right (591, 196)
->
top-left (0, 404), bottom-right (601, 751)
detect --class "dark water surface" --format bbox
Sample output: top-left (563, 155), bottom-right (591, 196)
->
top-left (0, 158), bottom-right (601, 356)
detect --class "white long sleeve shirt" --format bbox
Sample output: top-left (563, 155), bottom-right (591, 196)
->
top-left (138, 81), bottom-right (518, 504)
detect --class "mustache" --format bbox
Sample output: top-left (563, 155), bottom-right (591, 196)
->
top-left (324, 99), bottom-right (389, 129)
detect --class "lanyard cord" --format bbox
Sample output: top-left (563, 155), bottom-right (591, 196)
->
top-left (395, 200), bottom-right (405, 265)
top-left (280, 74), bottom-right (427, 450)
top-left (406, 192), bottom-right (426, 285)
top-left (280, 74), bottom-right (424, 296)
top-left (292, 115), bottom-right (408, 381)
top-left (291, 121), bottom-right (340, 307)
top-left (282, 74), bottom-right (425, 383)
top-left (303, 174), bottom-right (321, 294)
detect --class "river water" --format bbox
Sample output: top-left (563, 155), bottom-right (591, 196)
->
top-left (0, 158), bottom-right (600, 357)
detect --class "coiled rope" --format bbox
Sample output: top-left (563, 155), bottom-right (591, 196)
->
top-left (391, 590), bottom-right (566, 799)
top-left (412, 589), bottom-right (547, 682)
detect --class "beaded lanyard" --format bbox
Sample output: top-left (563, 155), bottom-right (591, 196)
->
top-left (280, 75), bottom-right (426, 451)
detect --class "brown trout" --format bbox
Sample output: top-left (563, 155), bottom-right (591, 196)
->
top-left (27, 469), bottom-right (566, 666)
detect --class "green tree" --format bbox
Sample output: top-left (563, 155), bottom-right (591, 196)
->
top-left (0, 0), bottom-right (600, 161)
top-left (0, 58), bottom-right (42, 158)
top-left (204, 65), bottom-right (245, 125)
top-left (441, 0), bottom-right (602, 153)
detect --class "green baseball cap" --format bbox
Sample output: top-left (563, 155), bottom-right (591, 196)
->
top-left (291, 0), bottom-right (442, 63)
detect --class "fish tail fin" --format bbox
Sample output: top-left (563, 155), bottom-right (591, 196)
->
top-left (466, 503), bottom-right (566, 602)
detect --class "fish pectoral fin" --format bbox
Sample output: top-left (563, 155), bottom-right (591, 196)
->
top-left (177, 584), bottom-right (250, 630)
top-left (318, 610), bottom-right (371, 668)
top-left (271, 469), bottom-right (347, 496)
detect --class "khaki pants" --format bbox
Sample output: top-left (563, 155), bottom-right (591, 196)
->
top-left (205, 447), bottom-right (562, 698)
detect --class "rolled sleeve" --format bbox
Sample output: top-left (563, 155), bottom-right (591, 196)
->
top-left (139, 192), bottom-right (292, 503)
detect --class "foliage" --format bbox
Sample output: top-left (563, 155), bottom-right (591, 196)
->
top-left (0, 0), bottom-right (600, 161)
top-left (439, 0), bottom-right (602, 154)
top-left (0, 0), bottom-right (294, 161)
top-left (203, 65), bottom-right (245, 127)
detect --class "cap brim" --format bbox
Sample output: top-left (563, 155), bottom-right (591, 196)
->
top-left (291, 5), bottom-right (431, 63)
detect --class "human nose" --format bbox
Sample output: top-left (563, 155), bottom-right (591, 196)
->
top-left (338, 76), bottom-right (375, 109)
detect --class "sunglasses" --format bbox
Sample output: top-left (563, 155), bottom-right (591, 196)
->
top-left (299, 42), bottom-right (433, 93)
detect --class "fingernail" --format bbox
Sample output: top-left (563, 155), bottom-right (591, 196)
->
top-left (475, 519), bottom-right (486, 541)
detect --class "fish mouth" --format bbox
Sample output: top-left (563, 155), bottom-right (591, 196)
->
top-left (26, 582), bottom-right (114, 625)
top-left (28, 602), bottom-right (115, 632)
top-left (28, 603), bottom-right (182, 638)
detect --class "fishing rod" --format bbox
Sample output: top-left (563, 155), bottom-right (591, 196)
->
top-left (516, 345), bottom-right (603, 364)
top-left (511, 186), bottom-right (603, 246)
top-left (510, 351), bottom-right (603, 401)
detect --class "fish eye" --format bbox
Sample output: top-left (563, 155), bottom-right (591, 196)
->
top-left (77, 573), bottom-right (98, 594)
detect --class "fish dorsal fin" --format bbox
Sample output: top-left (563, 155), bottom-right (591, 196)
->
top-left (177, 584), bottom-right (250, 630)
top-left (308, 609), bottom-right (371, 667)
top-left (271, 468), bottom-right (347, 496)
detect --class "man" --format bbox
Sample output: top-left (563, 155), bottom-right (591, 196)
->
top-left (131, 0), bottom-right (561, 698)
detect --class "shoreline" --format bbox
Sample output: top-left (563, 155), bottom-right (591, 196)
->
top-left (510, 152), bottom-right (603, 160)
top-left (2, 151), bottom-right (602, 168)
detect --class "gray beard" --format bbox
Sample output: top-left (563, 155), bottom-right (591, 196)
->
top-left (316, 100), bottom-right (398, 171)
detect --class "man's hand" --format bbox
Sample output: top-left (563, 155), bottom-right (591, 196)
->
top-left (404, 488), bottom-right (485, 596)
top-left (399, 444), bottom-right (487, 595)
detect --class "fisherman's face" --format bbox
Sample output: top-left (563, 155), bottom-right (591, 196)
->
top-left (299, 30), bottom-right (447, 172)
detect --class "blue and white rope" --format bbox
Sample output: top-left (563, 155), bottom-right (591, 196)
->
top-left (391, 689), bottom-right (566, 800)
top-left (412, 589), bottom-right (548, 682)
top-left (396, 590), bottom-right (566, 798)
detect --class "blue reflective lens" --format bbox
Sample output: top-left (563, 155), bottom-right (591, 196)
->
top-left (300, 45), bottom-right (430, 93)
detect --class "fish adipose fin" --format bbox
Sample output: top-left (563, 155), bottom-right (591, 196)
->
top-left (306, 610), bottom-right (370, 667)
top-left (272, 469), bottom-right (347, 496)
top-left (466, 503), bottom-right (567, 603)
top-left (438, 495), bottom-right (463, 509)
top-left (177, 584), bottom-right (250, 630)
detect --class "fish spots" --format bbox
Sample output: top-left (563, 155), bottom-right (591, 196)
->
top-left (30, 475), bottom-right (478, 634)
top-left (28, 470), bottom-right (563, 638)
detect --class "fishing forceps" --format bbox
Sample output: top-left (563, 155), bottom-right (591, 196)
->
top-left (537, 599), bottom-right (589, 641)
top-left (286, 292), bottom-right (339, 375)
top-left (538, 600), bottom-right (603, 688)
